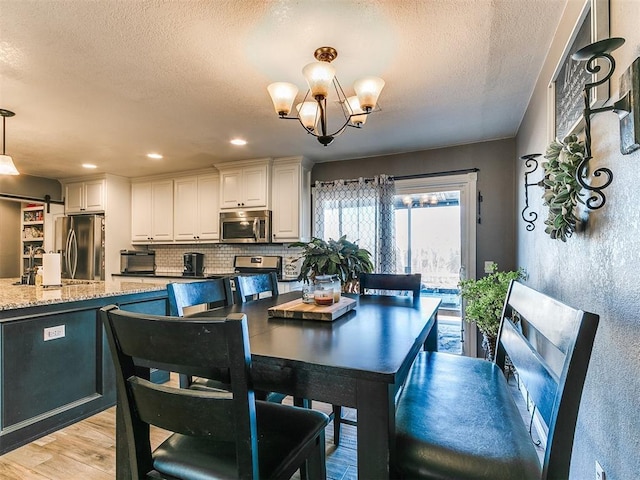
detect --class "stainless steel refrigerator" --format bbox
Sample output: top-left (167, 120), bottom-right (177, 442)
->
top-left (55, 215), bottom-right (105, 280)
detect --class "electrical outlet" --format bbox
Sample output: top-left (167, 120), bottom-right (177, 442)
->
top-left (484, 261), bottom-right (495, 273)
top-left (43, 325), bottom-right (66, 341)
top-left (596, 460), bottom-right (605, 480)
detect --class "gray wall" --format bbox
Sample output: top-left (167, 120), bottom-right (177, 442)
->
top-left (312, 138), bottom-right (518, 276)
top-left (516, 0), bottom-right (640, 478)
top-left (0, 200), bottom-right (20, 277)
top-left (0, 174), bottom-right (62, 201)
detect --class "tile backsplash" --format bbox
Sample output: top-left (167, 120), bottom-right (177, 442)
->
top-left (144, 244), bottom-right (303, 275)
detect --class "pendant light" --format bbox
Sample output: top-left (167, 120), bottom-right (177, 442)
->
top-left (0, 109), bottom-right (19, 175)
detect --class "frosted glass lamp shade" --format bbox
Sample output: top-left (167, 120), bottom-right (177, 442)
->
top-left (354, 76), bottom-right (385, 111)
top-left (296, 101), bottom-right (319, 131)
top-left (267, 82), bottom-right (299, 116)
top-left (0, 154), bottom-right (19, 175)
top-left (347, 96), bottom-right (368, 126)
top-left (302, 61), bottom-right (335, 99)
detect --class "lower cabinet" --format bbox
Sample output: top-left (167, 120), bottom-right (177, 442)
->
top-left (0, 290), bottom-right (168, 454)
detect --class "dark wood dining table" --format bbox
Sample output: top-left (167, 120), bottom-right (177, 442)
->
top-left (115, 291), bottom-right (440, 480)
top-left (195, 292), bottom-right (439, 479)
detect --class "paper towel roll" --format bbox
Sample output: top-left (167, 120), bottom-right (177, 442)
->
top-left (43, 253), bottom-right (62, 286)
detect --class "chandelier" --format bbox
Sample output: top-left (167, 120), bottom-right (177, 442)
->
top-left (267, 46), bottom-right (385, 146)
top-left (0, 109), bottom-right (19, 175)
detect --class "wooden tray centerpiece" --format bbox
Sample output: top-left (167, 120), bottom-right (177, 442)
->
top-left (268, 297), bottom-right (357, 322)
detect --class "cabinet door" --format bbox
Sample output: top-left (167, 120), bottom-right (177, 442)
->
top-left (65, 182), bottom-right (85, 214)
top-left (83, 179), bottom-right (106, 212)
top-left (220, 169), bottom-right (243, 209)
top-left (243, 165), bottom-right (268, 207)
top-left (272, 163), bottom-right (300, 241)
top-left (197, 174), bottom-right (219, 239)
top-left (151, 181), bottom-right (174, 241)
top-left (131, 183), bottom-right (153, 242)
top-left (173, 177), bottom-right (199, 241)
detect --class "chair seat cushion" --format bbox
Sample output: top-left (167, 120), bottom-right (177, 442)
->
top-left (394, 352), bottom-right (542, 480)
top-left (152, 401), bottom-right (328, 479)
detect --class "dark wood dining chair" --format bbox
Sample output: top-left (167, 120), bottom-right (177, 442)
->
top-left (101, 305), bottom-right (329, 480)
top-left (234, 272), bottom-right (279, 303)
top-left (167, 278), bottom-right (285, 403)
top-left (359, 272), bottom-right (422, 298)
top-left (167, 278), bottom-right (233, 317)
top-left (332, 272), bottom-right (423, 445)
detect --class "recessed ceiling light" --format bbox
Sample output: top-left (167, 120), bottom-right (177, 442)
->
top-left (230, 138), bottom-right (247, 146)
top-left (82, 163), bottom-right (97, 169)
top-left (147, 153), bottom-right (163, 159)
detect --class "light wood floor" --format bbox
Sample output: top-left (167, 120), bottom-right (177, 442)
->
top-left (0, 381), bottom-right (358, 480)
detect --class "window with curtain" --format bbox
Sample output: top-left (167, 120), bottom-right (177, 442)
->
top-left (312, 175), bottom-right (396, 273)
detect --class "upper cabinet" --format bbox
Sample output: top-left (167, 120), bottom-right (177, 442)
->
top-left (131, 180), bottom-right (174, 243)
top-left (64, 179), bottom-right (106, 214)
top-left (271, 157), bottom-right (313, 243)
top-left (215, 159), bottom-right (271, 210)
top-left (173, 173), bottom-right (220, 242)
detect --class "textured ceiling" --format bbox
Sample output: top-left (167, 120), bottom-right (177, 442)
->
top-left (0, 0), bottom-right (566, 179)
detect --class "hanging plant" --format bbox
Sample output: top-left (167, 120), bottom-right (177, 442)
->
top-left (541, 134), bottom-right (585, 242)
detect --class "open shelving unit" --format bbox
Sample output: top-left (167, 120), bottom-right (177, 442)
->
top-left (21, 203), bottom-right (45, 275)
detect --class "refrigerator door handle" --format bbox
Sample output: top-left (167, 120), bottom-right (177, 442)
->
top-left (69, 229), bottom-right (78, 279)
top-left (65, 228), bottom-right (73, 277)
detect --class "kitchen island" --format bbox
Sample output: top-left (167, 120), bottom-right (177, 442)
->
top-left (0, 279), bottom-right (168, 454)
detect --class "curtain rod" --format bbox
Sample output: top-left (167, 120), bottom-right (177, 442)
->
top-left (313, 168), bottom-right (480, 187)
top-left (0, 193), bottom-right (65, 213)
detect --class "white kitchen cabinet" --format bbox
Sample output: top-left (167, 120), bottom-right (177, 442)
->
top-left (173, 173), bottom-right (219, 241)
top-left (64, 178), bottom-right (106, 214)
top-left (216, 159), bottom-right (271, 210)
top-left (131, 180), bottom-right (173, 243)
top-left (271, 157), bottom-right (313, 243)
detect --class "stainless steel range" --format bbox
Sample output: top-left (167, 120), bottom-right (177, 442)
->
top-left (233, 255), bottom-right (282, 279)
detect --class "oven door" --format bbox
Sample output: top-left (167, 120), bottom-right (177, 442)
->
top-left (221, 213), bottom-right (270, 243)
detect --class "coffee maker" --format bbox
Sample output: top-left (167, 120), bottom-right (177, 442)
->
top-left (183, 252), bottom-right (205, 276)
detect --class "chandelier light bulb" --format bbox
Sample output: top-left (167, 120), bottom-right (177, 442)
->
top-left (302, 61), bottom-right (335, 99)
top-left (354, 76), bottom-right (385, 111)
top-left (267, 82), bottom-right (299, 116)
top-left (296, 102), bottom-right (319, 131)
top-left (347, 96), bottom-right (368, 126)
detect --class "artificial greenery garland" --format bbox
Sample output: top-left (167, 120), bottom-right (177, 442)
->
top-left (541, 134), bottom-right (585, 242)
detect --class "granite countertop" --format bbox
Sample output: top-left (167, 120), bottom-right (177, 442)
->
top-left (0, 278), bottom-right (166, 311)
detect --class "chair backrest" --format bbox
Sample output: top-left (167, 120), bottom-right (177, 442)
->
top-left (101, 306), bottom-right (260, 479)
top-left (234, 272), bottom-right (279, 303)
top-left (359, 273), bottom-right (422, 298)
top-left (167, 278), bottom-right (233, 316)
top-left (495, 280), bottom-right (599, 480)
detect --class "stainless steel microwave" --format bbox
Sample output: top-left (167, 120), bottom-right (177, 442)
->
top-left (220, 210), bottom-right (271, 243)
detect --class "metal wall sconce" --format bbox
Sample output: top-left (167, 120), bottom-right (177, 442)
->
top-left (521, 153), bottom-right (542, 231)
top-left (571, 37), bottom-right (640, 210)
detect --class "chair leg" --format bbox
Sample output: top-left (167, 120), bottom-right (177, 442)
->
top-left (304, 432), bottom-right (327, 480)
top-left (294, 397), bottom-right (312, 408)
top-left (332, 405), bottom-right (342, 446)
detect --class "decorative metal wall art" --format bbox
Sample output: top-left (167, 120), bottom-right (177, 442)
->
top-left (571, 37), bottom-right (640, 210)
top-left (521, 153), bottom-right (542, 231)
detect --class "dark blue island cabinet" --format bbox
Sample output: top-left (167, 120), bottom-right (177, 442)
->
top-left (0, 288), bottom-right (168, 454)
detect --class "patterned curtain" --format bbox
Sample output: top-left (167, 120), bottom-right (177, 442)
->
top-left (313, 175), bottom-right (396, 273)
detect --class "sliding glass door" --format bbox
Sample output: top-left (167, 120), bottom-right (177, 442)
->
top-left (394, 173), bottom-right (477, 356)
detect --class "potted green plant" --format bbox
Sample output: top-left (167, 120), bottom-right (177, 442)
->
top-left (289, 236), bottom-right (374, 293)
top-left (458, 263), bottom-right (526, 360)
